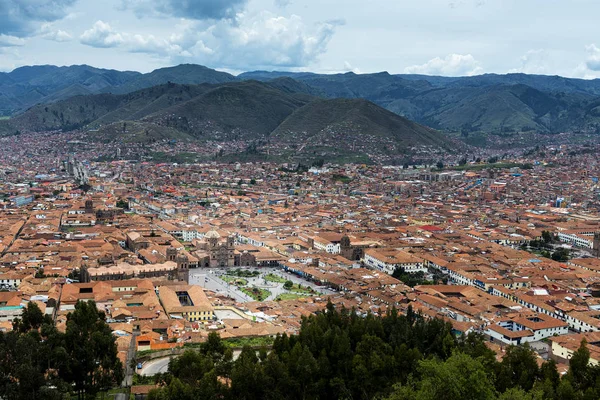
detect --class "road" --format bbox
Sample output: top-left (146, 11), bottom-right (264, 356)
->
top-left (139, 350), bottom-right (244, 376)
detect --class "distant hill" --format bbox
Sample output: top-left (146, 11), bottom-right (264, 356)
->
top-left (0, 64), bottom-right (235, 116)
top-left (271, 98), bottom-right (453, 162)
top-left (0, 80), bottom-right (454, 163)
top-left (144, 80), bottom-right (311, 140)
top-left (5, 63), bottom-right (600, 137)
top-left (106, 64), bottom-right (237, 94)
top-left (239, 70), bottom-right (600, 135)
top-left (0, 82), bottom-right (213, 135)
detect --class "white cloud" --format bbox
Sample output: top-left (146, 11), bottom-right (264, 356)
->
top-left (175, 12), bottom-right (345, 69)
top-left (79, 12), bottom-right (343, 70)
top-left (343, 61), bottom-right (360, 74)
top-left (404, 53), bottom-right (483, 76)
top-left (80, 21), bottom-right (124, 48)
top-left (0, 34), bottom-right (26, 47)
top-left (508, 49), bottom-right (548, 75)
top-left (585, 44), bottom-right (600, 72)
top-left (40, 23), bottom-right (72, 42)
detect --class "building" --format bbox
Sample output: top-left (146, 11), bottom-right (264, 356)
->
top-left (486, 313), bottom-right (569, 346)
top-left (157, 284), bottom-right (214, 322)
top-left (205, 230), bottom-right (235, 268)
top-left (363, 249), bottom-right (427, 275)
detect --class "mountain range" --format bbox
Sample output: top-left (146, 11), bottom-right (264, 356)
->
top-left (2, 63), bottom-right (600, 138)
top-left (0, 78), bottom-right (453, 163)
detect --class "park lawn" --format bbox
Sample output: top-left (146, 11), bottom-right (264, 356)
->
top-left (220, 275), bottom-right (248, 286)
top-left (223, 336), bottom-right (274, 348)
top-left (241, 287), bottom-right (271, 301)
top-left (288, 284), bottom-right (316, 295)
top-left (264, 273), bottom-right (287, 283)
top-left (226, 268), bottom-right (260, 278)
top-left (276, 293), bottom-right (309, 301)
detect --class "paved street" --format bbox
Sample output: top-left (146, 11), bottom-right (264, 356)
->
top-left (140, 350), bottom-right (244, 376)
top-left (139, 357), bottom-right (173, 376)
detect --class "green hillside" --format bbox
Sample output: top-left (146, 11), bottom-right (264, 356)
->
top-left (270, 98), bottom-right (454, 162)
top-left (145, 81), bottom-right (311, 140)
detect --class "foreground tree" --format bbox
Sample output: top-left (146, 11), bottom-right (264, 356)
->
top-left (60, 300), bottom-right (123, 400)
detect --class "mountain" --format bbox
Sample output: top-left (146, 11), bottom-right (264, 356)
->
top-left (0, 64), bottom-right (236, 116)
top-left (0, 82), bottom-right (212, 135)
top-left (270, 98), bottom-right (453, 162)
top-left (0, 80), bottom-right (310, 140)
top-left (239, 70), bottom-right (600, 135)
top-left (5, 63), bottom-right (600, 137)
top-left (106, 64), bottom-right (237, 94)
top-left (144, 80), bottom-right (311, 141)
top-left (0, 80), bottom-right (454, 163)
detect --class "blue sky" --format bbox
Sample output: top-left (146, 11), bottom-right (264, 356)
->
top-left (1, 0), bottom-right (600, 78)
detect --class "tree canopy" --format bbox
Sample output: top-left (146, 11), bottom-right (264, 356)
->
top-left (0, 300), bottom-right (123, 400)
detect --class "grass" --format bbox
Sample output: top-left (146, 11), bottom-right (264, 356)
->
top-left (220, 275), bottom-right (248, 286)
top-left (183, 335), bottom-right (274, 349)
top-left (223, 336), bottom-right (275, 348)
top-left (241, 287), bottom-right (271, 301)
top-left (264, 273), bottom-right (287, 283)
top-left (276, 293), bottom-right (309, 301)
top-left (288, 284), bottom-right (316, 295)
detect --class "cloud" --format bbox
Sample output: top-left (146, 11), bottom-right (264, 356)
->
top-left (275, 0), bottom-right (292, 7)
top-left (404, 53), bottom-right (483, 76)
top-left (0, 0), bottom-right (77, 37)
top-left (0, 34), bottom-right (26, 47)
top-left (0, 47), bottom-right (21, 71)
top-left (509, 49), bottom-right (548, 74)
top-left (80, 21), bottom-right (184, 55)
top-left (80, 12), bottom-right (343, 70)
top-left (40, 23), bottom-right (72, 42)
top-left (174, 13), bottom-right (344, 69)
top-left (343, 61), bottom-right (360, 74)
top-left (585, 44), bottom-right (600, 71)
top-left (80, 21), bottom-right (124, 48)
top-left (120, 0), bottom-right (247, 20)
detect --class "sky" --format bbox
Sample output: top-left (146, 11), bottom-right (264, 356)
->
top-left (1, 0), bottom-right (600, 78)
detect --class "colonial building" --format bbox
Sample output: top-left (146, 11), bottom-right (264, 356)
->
top-left (200, 230), bottom-right (235, 268)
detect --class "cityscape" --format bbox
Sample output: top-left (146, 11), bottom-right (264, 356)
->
top-left (4, 0), bottom-right (600, 399)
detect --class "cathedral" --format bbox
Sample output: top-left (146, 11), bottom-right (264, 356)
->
top-left (204, 230), bottom-right (235, 268)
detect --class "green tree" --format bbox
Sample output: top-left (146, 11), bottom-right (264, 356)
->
top-left (541, 231), bottom-right (553, 244)
top-left (60, 300), bottom-right (123, 400)
top-left (496, 345), bottom-right (540, 392)
top-left (566, 339), bottom-right (592, 391)
top-left (283, 280), bottom-right (293, 290)
top-left (387, 352), bottom-right (496, 400)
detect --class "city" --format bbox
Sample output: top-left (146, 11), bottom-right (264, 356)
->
top-left (4, 0), bottom-right (600, 398)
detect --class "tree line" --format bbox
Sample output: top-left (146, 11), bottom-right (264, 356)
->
top-left (145, 302), bottom-right (600, 400)
top-left (0, 301), bottom-right (123, 400)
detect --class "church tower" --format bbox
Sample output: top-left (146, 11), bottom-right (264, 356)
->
top-left (167, 246), bottom-right (177, 262)
top-left (176, 254), bottom-right (190, 283)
